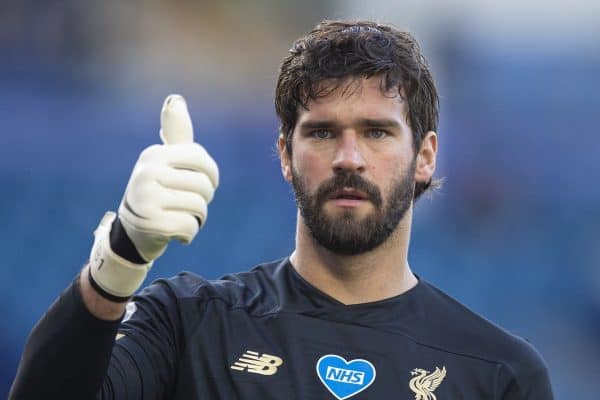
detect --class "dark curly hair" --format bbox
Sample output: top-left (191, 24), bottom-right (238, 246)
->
top-left (275, 19), bottom-right (440, 200)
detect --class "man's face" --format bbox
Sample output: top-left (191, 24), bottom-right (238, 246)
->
top-left (280, 77), bottom-right (422, 255)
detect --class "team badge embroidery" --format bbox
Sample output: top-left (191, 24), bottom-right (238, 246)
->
top-left (316, 354), bottom-right (376, 400)
top-left (408, 366), bottom-right (447, 400)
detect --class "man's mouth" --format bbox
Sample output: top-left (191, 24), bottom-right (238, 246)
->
top-left (329, 188), bottom-right (369, 200)
top-left (327, 188), bottom-right (370, 207)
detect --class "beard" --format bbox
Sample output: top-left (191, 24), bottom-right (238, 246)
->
top-left (291, 160), bottom-right (416, 255)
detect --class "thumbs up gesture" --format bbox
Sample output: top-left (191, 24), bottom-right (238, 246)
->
top-left (120, 95), bottom-right (219, 258)
top-left (88, 95), bottom-right (219, 300)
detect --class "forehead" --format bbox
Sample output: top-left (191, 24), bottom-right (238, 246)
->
top-left (296, 76), bottom-right (408, 126)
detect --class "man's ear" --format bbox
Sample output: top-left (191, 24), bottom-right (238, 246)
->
top-left (278, 134), bottom-right (293, 182)
top-left (414, 131), bottom-right (437, 183)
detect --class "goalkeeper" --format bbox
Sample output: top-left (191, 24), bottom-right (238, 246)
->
top-left (10, 19), bottom-right (553, 399)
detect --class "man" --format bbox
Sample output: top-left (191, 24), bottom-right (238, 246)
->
top-left (10, 20), bottom-right (553, 399)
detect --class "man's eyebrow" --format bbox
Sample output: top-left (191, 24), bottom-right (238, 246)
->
top-left (298, 118), bottom-right (401, 130)
top-left (298, 120), bottom-right (339, 130)
top-left (354, 118), bottom-right (401, 128)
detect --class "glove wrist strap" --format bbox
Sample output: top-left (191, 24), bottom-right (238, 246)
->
top-left (89, 212), bottom-right (153, 299)
top-left (87, 268), bottom-right (131, 303)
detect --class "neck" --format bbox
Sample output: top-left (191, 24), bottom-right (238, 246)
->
top-left (290, 207), bottom-right (418, 305)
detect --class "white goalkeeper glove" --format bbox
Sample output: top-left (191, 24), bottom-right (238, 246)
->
top-left (88, 95), bottom-right (219, 301)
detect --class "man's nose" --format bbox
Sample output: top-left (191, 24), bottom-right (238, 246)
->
top-left (331, 133), bottom-right (366, 173)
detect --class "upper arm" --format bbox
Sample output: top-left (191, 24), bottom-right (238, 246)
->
top-left (497, 352), bottom-right (554, 400)
top-left (98, 280), bottom-right (183, 399)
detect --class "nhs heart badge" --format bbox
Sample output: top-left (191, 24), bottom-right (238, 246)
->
top-left (316, 354), bottom-right (376, 400)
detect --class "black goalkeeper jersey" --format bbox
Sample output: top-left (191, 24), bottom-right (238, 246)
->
top-left (11, 258), bottom-right (553, 399)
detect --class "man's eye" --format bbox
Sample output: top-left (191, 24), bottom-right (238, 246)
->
top-left (365, 130), bottom-right (388, 139)
top-left (311, 130), bottom-right (333, 139)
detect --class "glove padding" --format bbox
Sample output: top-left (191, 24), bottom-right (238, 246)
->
top-left (89, 95), bottom-right (219, 299)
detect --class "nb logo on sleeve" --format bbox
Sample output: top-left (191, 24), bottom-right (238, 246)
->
top-left (230, 350), bottom-right (283, 376)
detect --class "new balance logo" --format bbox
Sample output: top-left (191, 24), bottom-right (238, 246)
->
top-left (230, 350), bottom-right (283, 376)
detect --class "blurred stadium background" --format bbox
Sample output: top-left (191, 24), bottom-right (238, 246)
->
top-left (1, 0), bottom-right (598, 398)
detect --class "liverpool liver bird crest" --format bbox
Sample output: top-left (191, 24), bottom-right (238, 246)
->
top-left (409, 366), bottom-right (447, 400)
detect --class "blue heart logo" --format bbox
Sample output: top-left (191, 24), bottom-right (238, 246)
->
top-left (316, 354), bottom-right (376, 400)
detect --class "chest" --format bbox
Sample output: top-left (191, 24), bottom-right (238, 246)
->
top-left (174, 306), bottom-right (500, 399)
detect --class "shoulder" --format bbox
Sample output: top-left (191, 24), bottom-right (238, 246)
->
top-left (136, 258), bottom-right (286, 315)
top-left (415, 280), bottom-right (549, 377)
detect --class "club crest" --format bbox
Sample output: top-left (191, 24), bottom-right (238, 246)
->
top-left (409, 366), bottom-right (447, 400)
